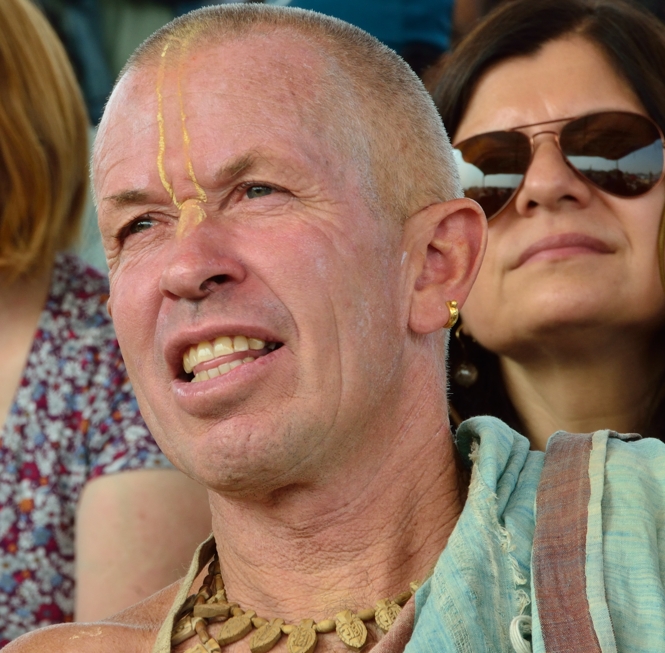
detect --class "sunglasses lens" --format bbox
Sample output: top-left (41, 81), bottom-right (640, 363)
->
top-left (561, 112), bottom-right (664, 197)
top-left (453, 131), bottom-right (531, 219)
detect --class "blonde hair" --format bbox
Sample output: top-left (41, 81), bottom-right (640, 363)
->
top-left (0, 0), bottom-right (88, 280)
top-left (119, 4), bottom-right (461, 223)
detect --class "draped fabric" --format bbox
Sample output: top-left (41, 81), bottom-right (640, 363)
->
top-left (154, 417), bottom-right (665, 651)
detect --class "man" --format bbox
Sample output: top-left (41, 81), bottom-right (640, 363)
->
top-left (8, 4), bottom-right (665, 653)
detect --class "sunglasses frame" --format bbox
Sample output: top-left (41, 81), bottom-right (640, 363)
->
top-left (453, 110), bottom-right (665, 221)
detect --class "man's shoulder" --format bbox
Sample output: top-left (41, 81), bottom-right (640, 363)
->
top-left (4, 581), bottom-right (181, 653)
top-left (2, 621), bottom-right (151, 653)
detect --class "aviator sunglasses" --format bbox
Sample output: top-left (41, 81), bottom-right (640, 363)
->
top-left (452, 110), bottom-right (665, 221)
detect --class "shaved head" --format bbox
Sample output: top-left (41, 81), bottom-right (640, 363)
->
top-left (98, 3), bottom-right (460, 223)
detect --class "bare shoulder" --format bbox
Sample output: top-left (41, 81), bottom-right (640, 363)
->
top-left (4, 580), bottom-right (182, 653)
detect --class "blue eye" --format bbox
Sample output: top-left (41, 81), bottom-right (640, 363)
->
top-left (128, 217), bottom-right (154, 234)
top-left (246, 185), bottom-right (273, 199)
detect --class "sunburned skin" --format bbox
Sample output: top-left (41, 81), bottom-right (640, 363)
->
top-left (156, 36), bottom-right (208, 239)
top-left (4, 16), bottom-right (490, 653)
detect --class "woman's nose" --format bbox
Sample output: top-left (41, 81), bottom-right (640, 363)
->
top-left (512, 135), bottom-right (593, 216)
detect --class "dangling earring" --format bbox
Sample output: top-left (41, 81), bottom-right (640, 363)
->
top-left (444, 300), bottom-right (459, 329)
top-left (452, 321), bottom-right (478, 388)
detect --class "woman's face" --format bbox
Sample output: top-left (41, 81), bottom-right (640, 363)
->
top-left (456, 36), bottom-right (665, 357)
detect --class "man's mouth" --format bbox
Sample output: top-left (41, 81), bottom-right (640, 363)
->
top-left (182, 336), bottom-right (281, 383)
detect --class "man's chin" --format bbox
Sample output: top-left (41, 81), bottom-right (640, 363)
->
top-left (157, 419), bottom-right (321, 496)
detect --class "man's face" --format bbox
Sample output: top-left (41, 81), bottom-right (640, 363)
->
top-left (94, 35), bottom-right (410, 494)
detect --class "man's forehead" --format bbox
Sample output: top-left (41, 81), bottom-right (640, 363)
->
top-left (98, 33), bottom-right (337, 161)
top-left (95, 33), bottom-right (343, 192)
top-left (117, 33), bottom-right (330, 108)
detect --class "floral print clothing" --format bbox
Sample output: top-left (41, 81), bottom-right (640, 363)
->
top-left (0, 254), bottom-right (171, 645)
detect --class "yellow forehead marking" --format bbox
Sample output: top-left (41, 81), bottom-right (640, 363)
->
top-left (156, 41), bottom-right (179, 208)
top-left (176, 198), bottom-right (206, 238)
top-left (155, 32), bottom-right (208, 233)
top-left (177, 63), bottom-right (207, 205)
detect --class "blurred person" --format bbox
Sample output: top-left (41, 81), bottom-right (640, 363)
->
top-left (9, 5), bottom-right (665, 653)
top-left (452, 0), bottom-right (665, 46)
top-left (271, 0), bottom-right (454, 77)
top-left (429, 0), bottom-right (665, 450)
top-left (0, 0), bottom-right (210, 643)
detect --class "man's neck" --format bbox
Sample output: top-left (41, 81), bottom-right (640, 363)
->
top-left (206, 395), bottom-right (465, 622)
top-left (500, 328), bottom-right (665, 450)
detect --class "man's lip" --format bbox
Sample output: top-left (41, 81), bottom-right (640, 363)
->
top-left (514, 233), bottom-right (614, 268)
top-left (172, 344), bottom-right (285, 406)
top-left (164, 325), bottom-right (284, 377)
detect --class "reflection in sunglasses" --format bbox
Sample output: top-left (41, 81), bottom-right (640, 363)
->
top-left (453, 110), bottom-right (665, 220)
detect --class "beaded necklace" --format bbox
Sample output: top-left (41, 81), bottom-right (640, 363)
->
top-left (171, 553), bottom-right (419, 653)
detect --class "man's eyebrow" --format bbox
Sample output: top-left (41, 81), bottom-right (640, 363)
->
top-left (215, 153), bottom-right (258, 182)
top-left (102, 153), bottom-right (261, 207)
top-left (102, 189), bottom-right (151, 207)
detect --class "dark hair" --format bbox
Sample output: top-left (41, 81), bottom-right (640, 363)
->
top-left (428, 0), bottom-right (665, 439)
top-left (431, 0), bottom-right (665, 138)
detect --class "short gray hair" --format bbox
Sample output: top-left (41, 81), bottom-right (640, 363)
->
top-left (119, 4), bottom-right (461, 223)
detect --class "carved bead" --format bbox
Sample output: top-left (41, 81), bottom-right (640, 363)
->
top-left (250, 618), bottom-right (284, 653)
top-left (177, 594), bottom-right (197, 619)
top-left (393, 591), bottom-right (412, 606)
top-left (198, 587), bottom-right (213, 601)
top-left (172, 617), bottom-right (195, 646)
top-left (355, 609), bottom-right (375, 622)
top-left (216, 611), bottom-right (255, 645)
top-left (374, 599), bottom-right (402, 633)
top-left (203, 638), bottom-right (222, 653)
top-left (214, 577), bottom-right (225, 594)
top-left (335, 610), bottom-right (367, 651)
top-left (210, 589), bottom-right (227, 604)
top-left (184, 644), bottom-right (208, 653)
top-left (192, 616), bottom-right (208, 639)
top-left (314, 619), bottom-right (336, 633)
top-left (286, 619), bottom-right (318, 653)
top-left (193, 602), bottom-right (232, 619)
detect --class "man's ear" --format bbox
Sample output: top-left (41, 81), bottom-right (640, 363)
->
top-left (403, 198), bottom-right (486, 334)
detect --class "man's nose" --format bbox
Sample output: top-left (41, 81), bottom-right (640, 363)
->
top-left (158, 220), bottom-right (247, 301)
top-left (513, 135), bottom-right (593, 216)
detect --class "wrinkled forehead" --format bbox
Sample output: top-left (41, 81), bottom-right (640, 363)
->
top-left (94, 33), bottom-right (342, 175)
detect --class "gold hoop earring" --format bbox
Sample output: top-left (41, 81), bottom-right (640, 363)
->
top-left (444, 300), bottom-right (459, 329)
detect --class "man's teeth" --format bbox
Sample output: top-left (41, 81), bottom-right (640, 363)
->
top-left (192, 356), bottom-right (256, 382)
top-left (183, 336), bottom-right (269, 376)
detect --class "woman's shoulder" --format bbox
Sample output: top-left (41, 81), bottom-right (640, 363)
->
top-left (49, 251), bottom-right (109, 303)
top-left (29, 253), bottom-right (128, 395)
top-left (41, 253), bottom-right (115, 345)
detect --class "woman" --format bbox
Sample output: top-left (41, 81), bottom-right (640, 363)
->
top-left (0, 0), bottom-right (210, 643)
top-left (428, 0), bottom-right (665, 449)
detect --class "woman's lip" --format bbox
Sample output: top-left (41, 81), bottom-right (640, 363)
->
top-left (514, 233), bottom-right (614, 268)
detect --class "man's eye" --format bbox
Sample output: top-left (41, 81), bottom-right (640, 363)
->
top-left (246, 185), bottom-right (273, 199)
top-left (127, 217), bottom-right (154, 234)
